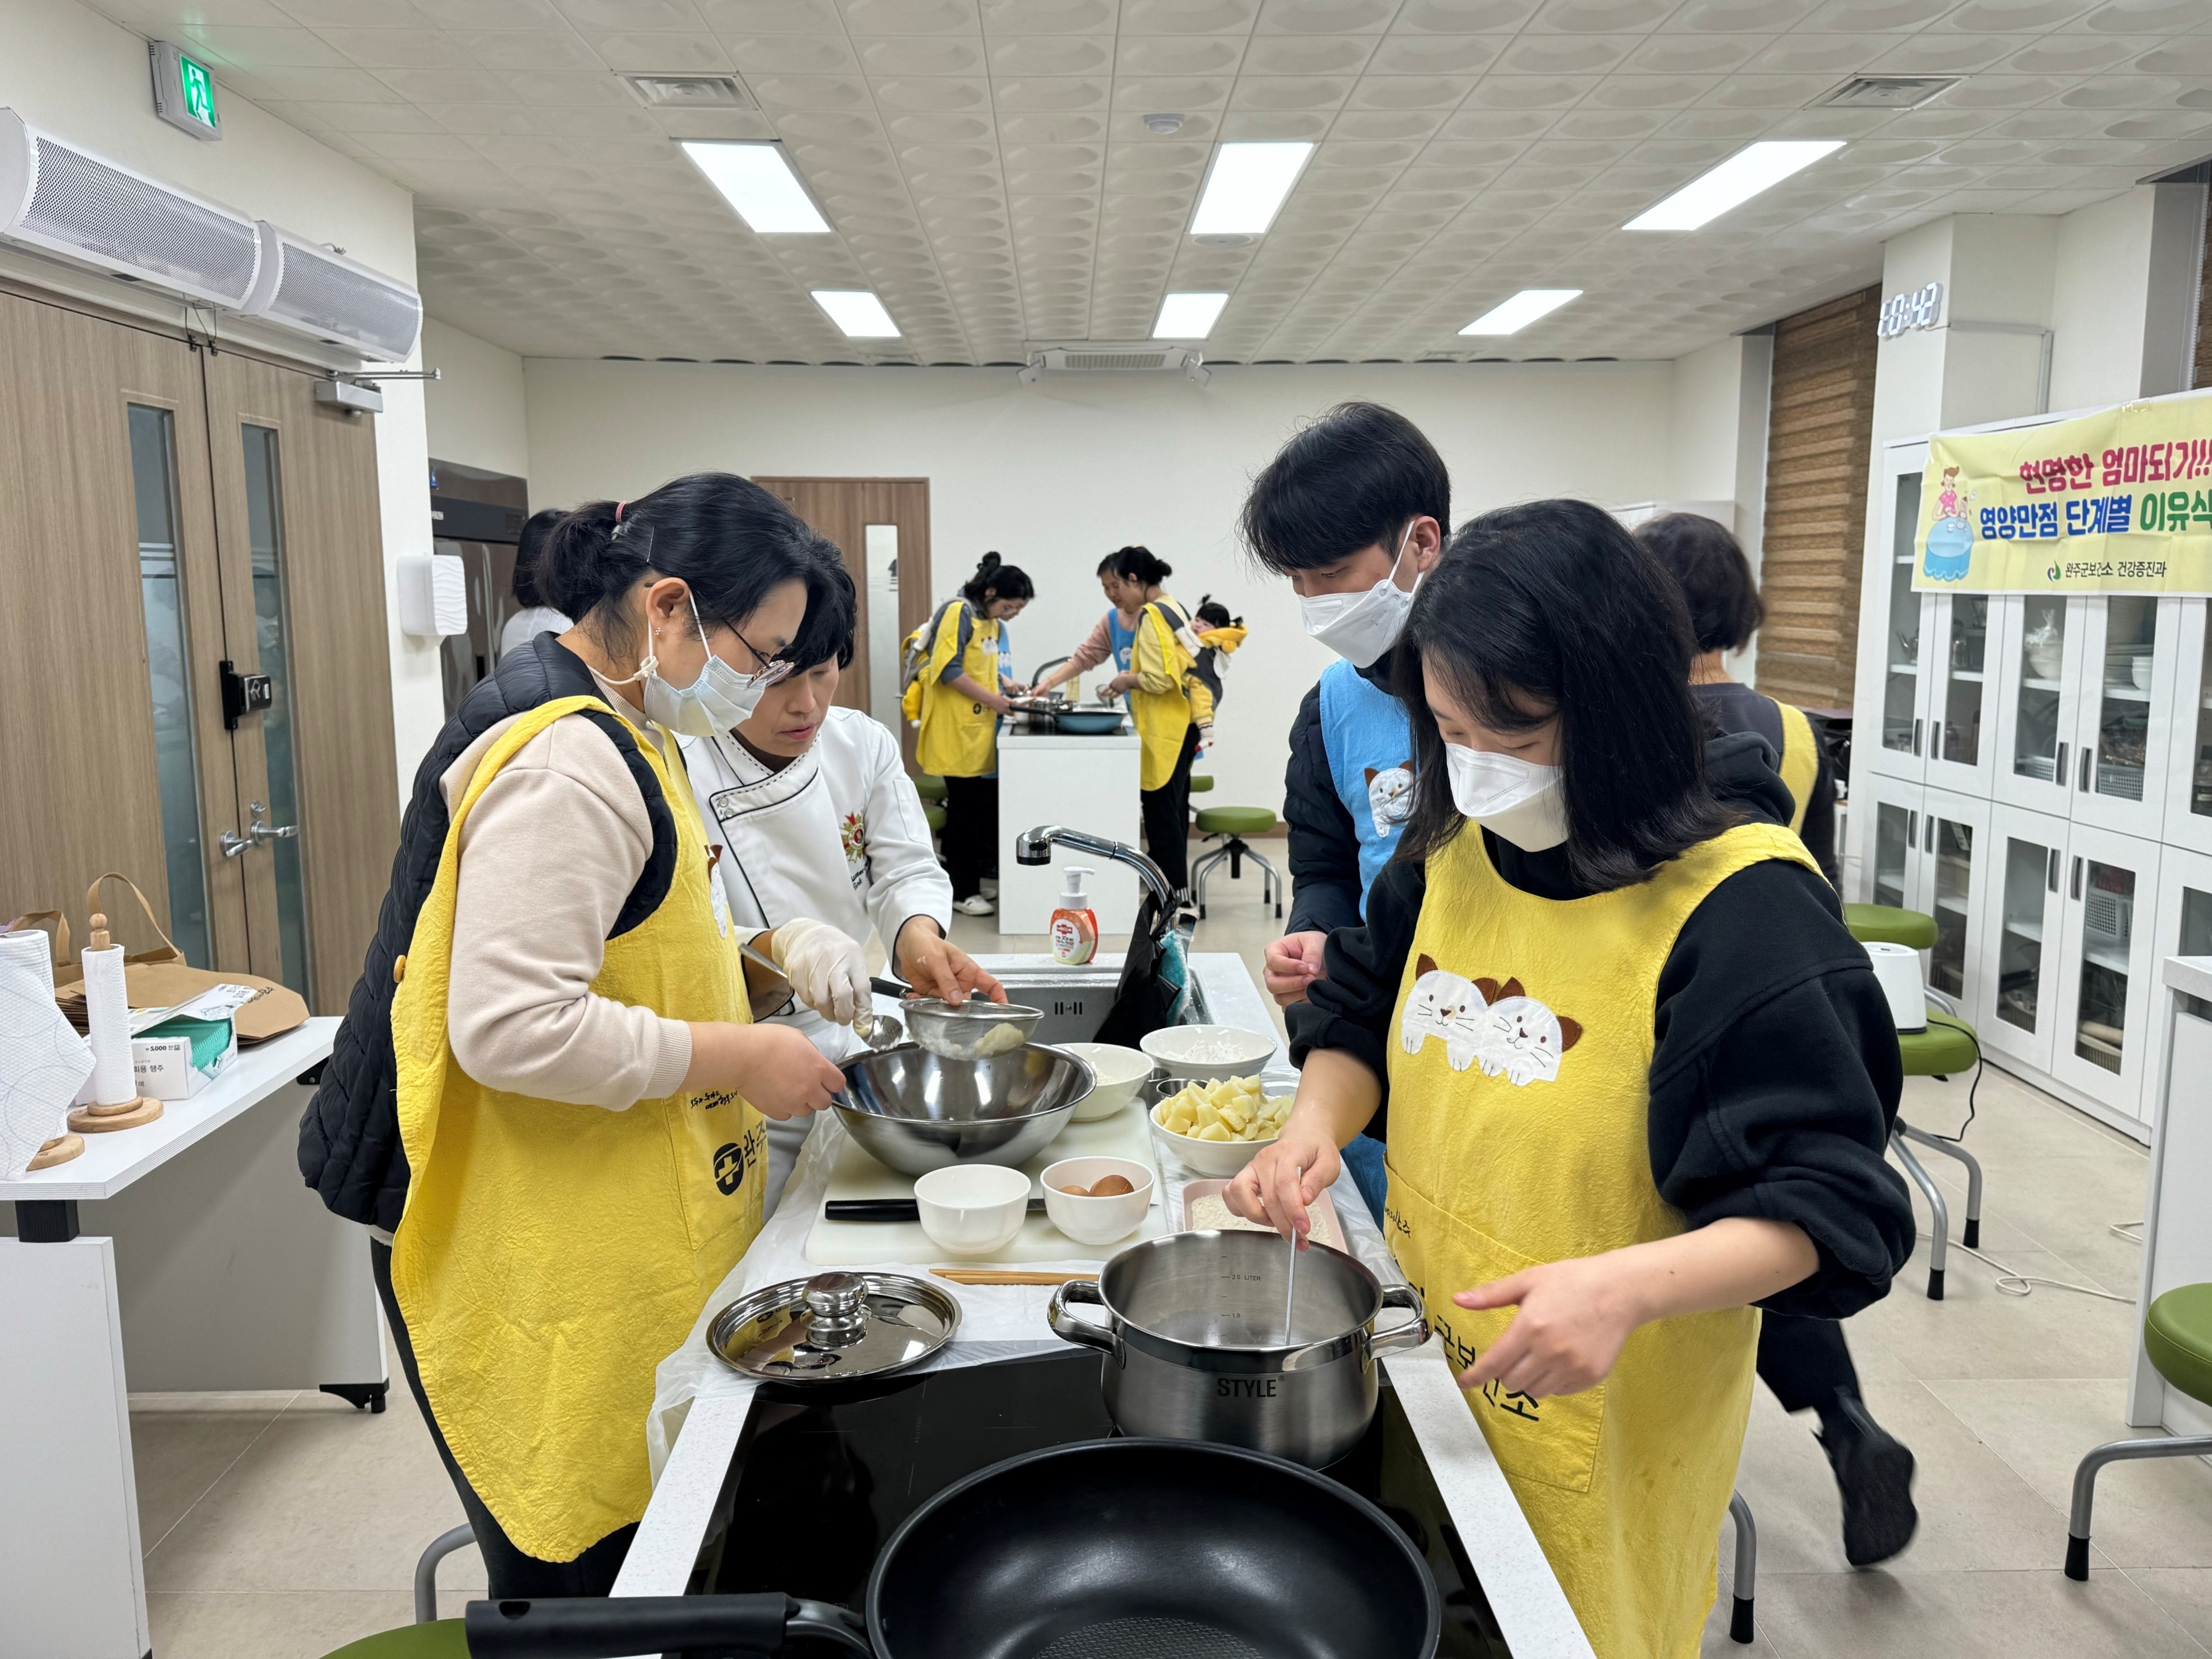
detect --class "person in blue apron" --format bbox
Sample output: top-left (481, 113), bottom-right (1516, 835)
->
top-left (1238, 402), bottom-right (1448, 1222)
top-left (1639, 509), bottom-right (1917, 1568)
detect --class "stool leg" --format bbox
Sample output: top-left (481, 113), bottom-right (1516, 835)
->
top-left (415, 1523), bottom-right (478, 1624)
top-left (1726, 1490), bottom-right (1756, 1644)
top-left (1190, 844), bottom-right (1229, 919)
top-left (2067, 1435), bottom-right (2212, 1580)
top-left (1891, 1127), bottom-right (1949, 1300)
top-left (1900, 1122), bottom-right (1985, 1250)
top-left (1228, 836), bottom-right (1245, 881)
top-left (1244, 847), bottom-right (1285, 919)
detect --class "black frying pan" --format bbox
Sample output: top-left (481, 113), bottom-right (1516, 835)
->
top-left (464, 1439), bottom-right (1440, 1658)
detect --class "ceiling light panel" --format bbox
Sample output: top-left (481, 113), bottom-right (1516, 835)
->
top-left (1190, 143), bottom-right (1316, 238)
top-left (681, 142), bottom-right (830, 234)
top-left (1624, 142), bottom-right (1847, 232)
top-left (1460, 290), bottom-right (1584, 335)
top-left (1154, 292), bottom-right (1229, 338)
top-left (813, 290), bottom-right (900, 338)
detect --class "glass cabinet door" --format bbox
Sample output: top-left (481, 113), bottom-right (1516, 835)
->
top-left (1991, 593), bottom-right (2083, 815)
top-left (2071, 596), bottom-right (2177, 840)
top-left (1870, 797), bottom-right (1916, 910)
top-left (2159, 600), bottom-right (2212, 857)
top-left (1926, 593), bottom-right (1991, 793)
top-left (1977, 803), bottom-right (2066, 1074)
top-left (1921, 791), bottom-right (1989, 1018)
top-left (2050, 822), bottom-right (2161, 1123)
top-left (2146, 844), bottom-right (2212, 1122)
top-left (1871, 461), bottom-right (1931, 782)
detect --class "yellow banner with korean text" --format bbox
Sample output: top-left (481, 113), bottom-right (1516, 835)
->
top-left (1914, 394), bottom-right (2212, 594)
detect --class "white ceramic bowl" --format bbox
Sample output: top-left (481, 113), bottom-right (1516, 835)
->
top-left (1053, 1042), bottom-right (1156, 1120)
top-left (1139, 1024), bottom-right (1278, 1084)
top-left (913, 1164), bottom-right (1032, 1257)
top-left (1041, 1156), bottom-right (1154, 1246)
top-left (1147, 1099), bottom-right (1279, 1180)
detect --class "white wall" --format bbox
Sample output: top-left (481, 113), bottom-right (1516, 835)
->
top-left (524, 359), bottom-right (1677, 813)
top-left (1665, 334), bottom-right (1774, 681)
top-left (423, 319), bottom-right (529, 482)
top-left (0, 0), bottom-right (437, 800)
top-left (2049, 184), bottom-right (2206, 414)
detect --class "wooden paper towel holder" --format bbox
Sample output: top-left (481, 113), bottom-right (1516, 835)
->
top-left (66, 910), bottom-right (163, 1134)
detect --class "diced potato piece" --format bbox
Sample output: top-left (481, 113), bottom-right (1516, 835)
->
top-left (1196, 1121), bottom-right (1233, 1142)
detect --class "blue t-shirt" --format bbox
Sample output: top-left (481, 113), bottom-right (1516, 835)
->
top-left (1104, 608), bottom-right (1137, 708)
top-left (1317, 657), bottom-right (1415, 914)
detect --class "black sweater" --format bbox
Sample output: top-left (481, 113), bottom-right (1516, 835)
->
top-left (1287, 733), bottom-right (1912, 1320)
top-left (1691, 681), bottom-right (1839, 884)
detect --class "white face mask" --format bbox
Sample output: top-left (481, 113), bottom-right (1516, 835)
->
top-left (613, 590), bottom-right (781, 738)
top-left (1298, 521), bottom-right (1421, 669)
top-left (1445, 743), bottom-right (1569, 852)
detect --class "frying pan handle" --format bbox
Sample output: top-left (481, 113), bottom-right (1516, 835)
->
top-left (1368, 1282), bottom-right (1430, 1357)
top-left (1047, 1278), bottom-right (1120, 1358)
top-left (465, 1593), bottom-right (870, 1656)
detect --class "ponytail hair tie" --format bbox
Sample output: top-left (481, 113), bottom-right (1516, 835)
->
top-left (614, 501), bottom-right (627, 521)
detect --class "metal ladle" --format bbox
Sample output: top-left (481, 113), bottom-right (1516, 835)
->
top-left (738, 941), bottom-right (906, 1051)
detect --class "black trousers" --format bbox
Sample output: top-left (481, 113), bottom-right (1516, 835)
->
top-left (1756, 1309), bottom-right (1862, 1416)
top-left (1141, 724), bottom-right (1202, 897)
top-left (371, 1240), bottom-right (637, 1599)
top-left (942, 773), bottom-right (998, 900)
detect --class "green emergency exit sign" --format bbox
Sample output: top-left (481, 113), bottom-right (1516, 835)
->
top-left (151, 40), bottom-right (221, 141)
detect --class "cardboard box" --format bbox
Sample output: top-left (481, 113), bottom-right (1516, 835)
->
top-left (132, 1014), bottom-right (237, 1100)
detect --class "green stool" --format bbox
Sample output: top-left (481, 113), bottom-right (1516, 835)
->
top-left (924, 802), bottom-right (946, 834)
top-left (1190, 806), bottom-right (1281, 919)
top-left (1847, 904), bottom-right (1986, 1301)
top-left (1190, 774), bottom-right (1214, 793)
top-left (2067, 1283), bottom-right (2212, 1579)
top-left (317, 1525), bottom-right (476, 1658)
top-left (913, 772), bottom-right (948, 803)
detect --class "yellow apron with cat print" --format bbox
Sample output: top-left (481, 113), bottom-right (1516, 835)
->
top-left (915, 600), bottom-right (1003, 779)
top-left (1384, 819), bottom-right (1820, 1659)
top-left (390, 696), bottom-right (767, 1562)
top-left (1775, 701), bottom-right (1819, 837)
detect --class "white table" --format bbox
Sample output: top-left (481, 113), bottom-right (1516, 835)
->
top-left (2130, 957), bottom-right (2212, 1434)
top-left (0, 1017), bottom-right (387, 1659)
top-left (995, 720), bottom-right (1142, 935)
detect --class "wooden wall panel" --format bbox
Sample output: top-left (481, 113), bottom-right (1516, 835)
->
top-left (1758, 285), bottom-right (1881, 713)
top-left (753, 476), bottom-right (932, 719)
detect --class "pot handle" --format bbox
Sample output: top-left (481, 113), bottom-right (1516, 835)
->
top-left (464, 1593), bottom-right (869, 1656)
top-left (1047, 1277), bottom-right (1119, 1357)
top-left (1369, 1282), bottom-right (1430, 1357)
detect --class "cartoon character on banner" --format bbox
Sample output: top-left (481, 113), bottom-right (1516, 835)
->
top-left (1924, 464), bottom-right (1974, 583)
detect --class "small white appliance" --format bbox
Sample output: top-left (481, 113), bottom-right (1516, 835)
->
top-left (1863, 941), bottom-right (1928, 1033)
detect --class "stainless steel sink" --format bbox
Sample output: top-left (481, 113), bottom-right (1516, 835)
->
top-left (988, 965), bottom-right (1211, 1045)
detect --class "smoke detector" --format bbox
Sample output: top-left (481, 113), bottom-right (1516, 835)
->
top-left (1818, 77), bottom-right (1957, 110)
top-left (1143, 113), bottom-right (1185, 135)
top-left (623, 73), bottom-right (753, 109)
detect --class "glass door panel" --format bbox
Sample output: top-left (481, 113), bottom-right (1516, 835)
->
top-left (2161, 601), bottom-right (2212, 857)
top-left (1977, 803), bottom-right (2066, 1074)
top-left (1881, 468), bottom-right (1927, 763)
top-left (1873, 800), bottom-right (1913, 910)
top-left (1997, 840), bottom-right (2049, 1029)
top-left (1929, 815), bottom-right (1974, 1000)
top-left (2052, 824), bottom-right (2160, 1122)
top-left (241, 425), bottom-right (310, 998)
top-left (2073, 859), bottom-right (2134, 1076)
top-left (128, 404), bottom-right (213, 968)
top-left (2092, 597), bottom-right (2157, 805)
top-left (1928, 593), bottom-right (1992, 794)
top-left (2073, 596), bottom-right (2176, 840)
top-left (2014, 595), bottom-right (2067, 781)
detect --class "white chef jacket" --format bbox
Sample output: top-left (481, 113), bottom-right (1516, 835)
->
top-left (681, 708), bottom-right (953, 1209)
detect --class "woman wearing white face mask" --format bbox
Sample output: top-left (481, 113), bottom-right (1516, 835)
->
top-left (302, 474), bottom-right (850, 1600)
top-left (1227, 501), bottom-right (1911, 1659)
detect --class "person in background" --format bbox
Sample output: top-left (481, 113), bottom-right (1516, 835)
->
top-left (1238, 402), bottom-right (1448, 1222)
top-left (1103, 547), bottom-right (1211, 899)
top-left (682, 559), bottom-right (1005, 1212)
top-left (913, 552), bottom-right (1032, 916)
top-left (1230, 501), bottom-right (1911, 1659)
top-left (1032, 550), bottom-right (1145, 706)
top-left (1638, 509), bottom-right (1915, 1567)
top-left (300, 474), bottom-right (851, 1597)
top-left (498, 507), bottom-right (574, 658)
top-left (1190, 595), bottom-right (1246, 745)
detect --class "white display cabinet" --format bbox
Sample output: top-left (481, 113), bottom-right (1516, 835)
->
top-left (1850, 776), bottom-right (1991, 1021)
top-left (2048, 823), bottom-right (2162, 1124)
top-left (1861, 444), bottom-right (1932, 786)
top-left (1989, 593), bottom-right (2088, 817)
top-left (2068, 596), bottom-right (2181, 841)
top-left (2159, 598), bottom-right (2212, 858)
top-left (1975, 802), bottom-right (2069, 1076)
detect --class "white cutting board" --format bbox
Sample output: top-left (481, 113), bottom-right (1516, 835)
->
top-left (803, 1104), bottom-right (1170, 1266)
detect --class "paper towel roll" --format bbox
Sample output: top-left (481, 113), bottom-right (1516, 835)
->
top-left (82, 942), bottom-right (138, 1105)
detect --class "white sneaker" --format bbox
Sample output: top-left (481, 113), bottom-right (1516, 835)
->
top-left (979, 878), bottom-right (999, 899)
top-left (955, 895), bottom-right (997, 916)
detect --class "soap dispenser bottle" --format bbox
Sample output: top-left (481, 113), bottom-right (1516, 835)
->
top-left (1050, 866), bottom-right (1099, 966)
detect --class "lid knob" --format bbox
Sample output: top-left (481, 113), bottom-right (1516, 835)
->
top-left (804, 1271), bottom-right (870, 1346)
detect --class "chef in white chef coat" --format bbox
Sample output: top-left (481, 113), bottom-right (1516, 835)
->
top-left (682, 560), bottom-right (1005, 1211)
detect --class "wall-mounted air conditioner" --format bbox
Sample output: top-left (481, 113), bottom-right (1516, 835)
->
top-left (1018, 344), bottom-right (1209, 385)
top-left (0, 108), bottom-right (261, 306)
top-left (241, 222), bottom-right (422, 362)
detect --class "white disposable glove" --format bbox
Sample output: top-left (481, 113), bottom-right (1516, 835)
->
top-left (767, 917), bottom-right (872, 1025)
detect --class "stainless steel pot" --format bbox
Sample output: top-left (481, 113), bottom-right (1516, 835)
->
top-left (1047, 1229), bottom-right (1428, 1468)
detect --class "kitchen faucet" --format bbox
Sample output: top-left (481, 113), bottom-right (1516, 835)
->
top-left (1016, 825), bottom-right (1180, 918)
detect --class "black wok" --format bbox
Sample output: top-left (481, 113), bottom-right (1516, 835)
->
top-left (464, 1438), bottom-right (1440, 1658)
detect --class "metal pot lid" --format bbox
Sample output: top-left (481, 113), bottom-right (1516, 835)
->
top-left (707, 1271), bottom-right (960, 1383)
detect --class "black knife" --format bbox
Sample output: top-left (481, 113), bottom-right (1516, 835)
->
top-left (826, 1198), bottom-right (1047, 1222)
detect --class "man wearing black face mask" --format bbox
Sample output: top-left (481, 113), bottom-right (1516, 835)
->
top-left (1239, 403), bottom-right (1449, 1223)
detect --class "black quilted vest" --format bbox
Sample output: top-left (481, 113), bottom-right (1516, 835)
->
top-left (297, 634), bottom-right (678, 1232)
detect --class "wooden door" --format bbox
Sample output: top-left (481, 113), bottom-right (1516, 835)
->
top-left (0, 286), bottom-right (246, 967)
top-left (203, 350), bottom-right (397, 1012)
top-left (753, 476), bottom-right (931, 725)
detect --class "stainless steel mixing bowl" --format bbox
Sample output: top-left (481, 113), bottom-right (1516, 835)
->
top-left (834, 1042), bottom-right (1096, 1176)
top-left (903, 997), bottom-right (1045, 1059)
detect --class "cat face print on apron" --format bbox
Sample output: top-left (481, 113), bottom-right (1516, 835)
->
top-left (1384, 818), bottom-right (1820, 1659)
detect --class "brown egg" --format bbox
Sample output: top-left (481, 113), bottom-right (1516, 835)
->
top-left (1088, 1174), bottom-right (1136, 1196)
top-left (1056, 1182), bottom-right (1093, 1196)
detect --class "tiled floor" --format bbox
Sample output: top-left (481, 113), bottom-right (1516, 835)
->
top-left (126, 893), bottom-right (2211, 1657)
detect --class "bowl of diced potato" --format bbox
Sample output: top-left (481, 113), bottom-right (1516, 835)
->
top-left (1146, 1075), bottom-right (1295, 1179)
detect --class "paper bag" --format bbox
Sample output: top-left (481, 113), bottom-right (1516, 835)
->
top-left (52, 873), bottom-right (309, 1046)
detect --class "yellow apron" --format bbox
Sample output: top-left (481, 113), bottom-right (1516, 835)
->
top-left (1774, 700), bottom-right (1818, 836)
top-left (390, 696), bottom-right (767, 1562)
top-left (915, 600), bottom-right (1002, 779)
top-left (1131, 596), bottom-right (1200, 791)
top-left (1385, 820), bottom-right (1819, 1659)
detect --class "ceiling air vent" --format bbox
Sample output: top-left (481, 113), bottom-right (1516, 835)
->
top-left (241, 222), bottom-right (422, 361)
top-left (623, 74), bottom-right (753, 109)
top-left (0, 108), bottom-right (260, 306)
top-left (1819, 77), bottom-right (1957, 110)
top-left (1018, 344), bottom-right (1210, 384)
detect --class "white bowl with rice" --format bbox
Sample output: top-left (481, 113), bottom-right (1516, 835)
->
top-left (1138, 1024), bottom-right (1278, 1084)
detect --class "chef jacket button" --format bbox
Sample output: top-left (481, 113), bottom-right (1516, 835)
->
top-left (392, 953), bottom-right (407, 984)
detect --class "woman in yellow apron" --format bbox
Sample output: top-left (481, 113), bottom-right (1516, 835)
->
top-left (1084, 546), bottom-right (1213, 897)
top-left (321, 474), bottom-right (855, 1599)
top-left (915, 552), bottom-right (1031, 915)
top-left (1637, 510), bottom-right (1918, 1566)
top-left (1229, 501), bottom-right (1910, 1659)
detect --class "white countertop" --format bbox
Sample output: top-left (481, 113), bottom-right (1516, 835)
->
top-left (997, 723), bottom-right (1136, 748)
top-left (0, 1018), bottom-right (338, 1203)
top-left (2163, 955), bottom-right (2212, 1003)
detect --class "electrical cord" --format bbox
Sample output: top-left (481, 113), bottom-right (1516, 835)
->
top-left (1915, 1231), bottom-right (2131, 1302)
top-left (1924, 1027), bottom-right (1983, 1145)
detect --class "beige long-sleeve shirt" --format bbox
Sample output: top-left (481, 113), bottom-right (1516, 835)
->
top-left (440, 682), bottom-right (694, 1111)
